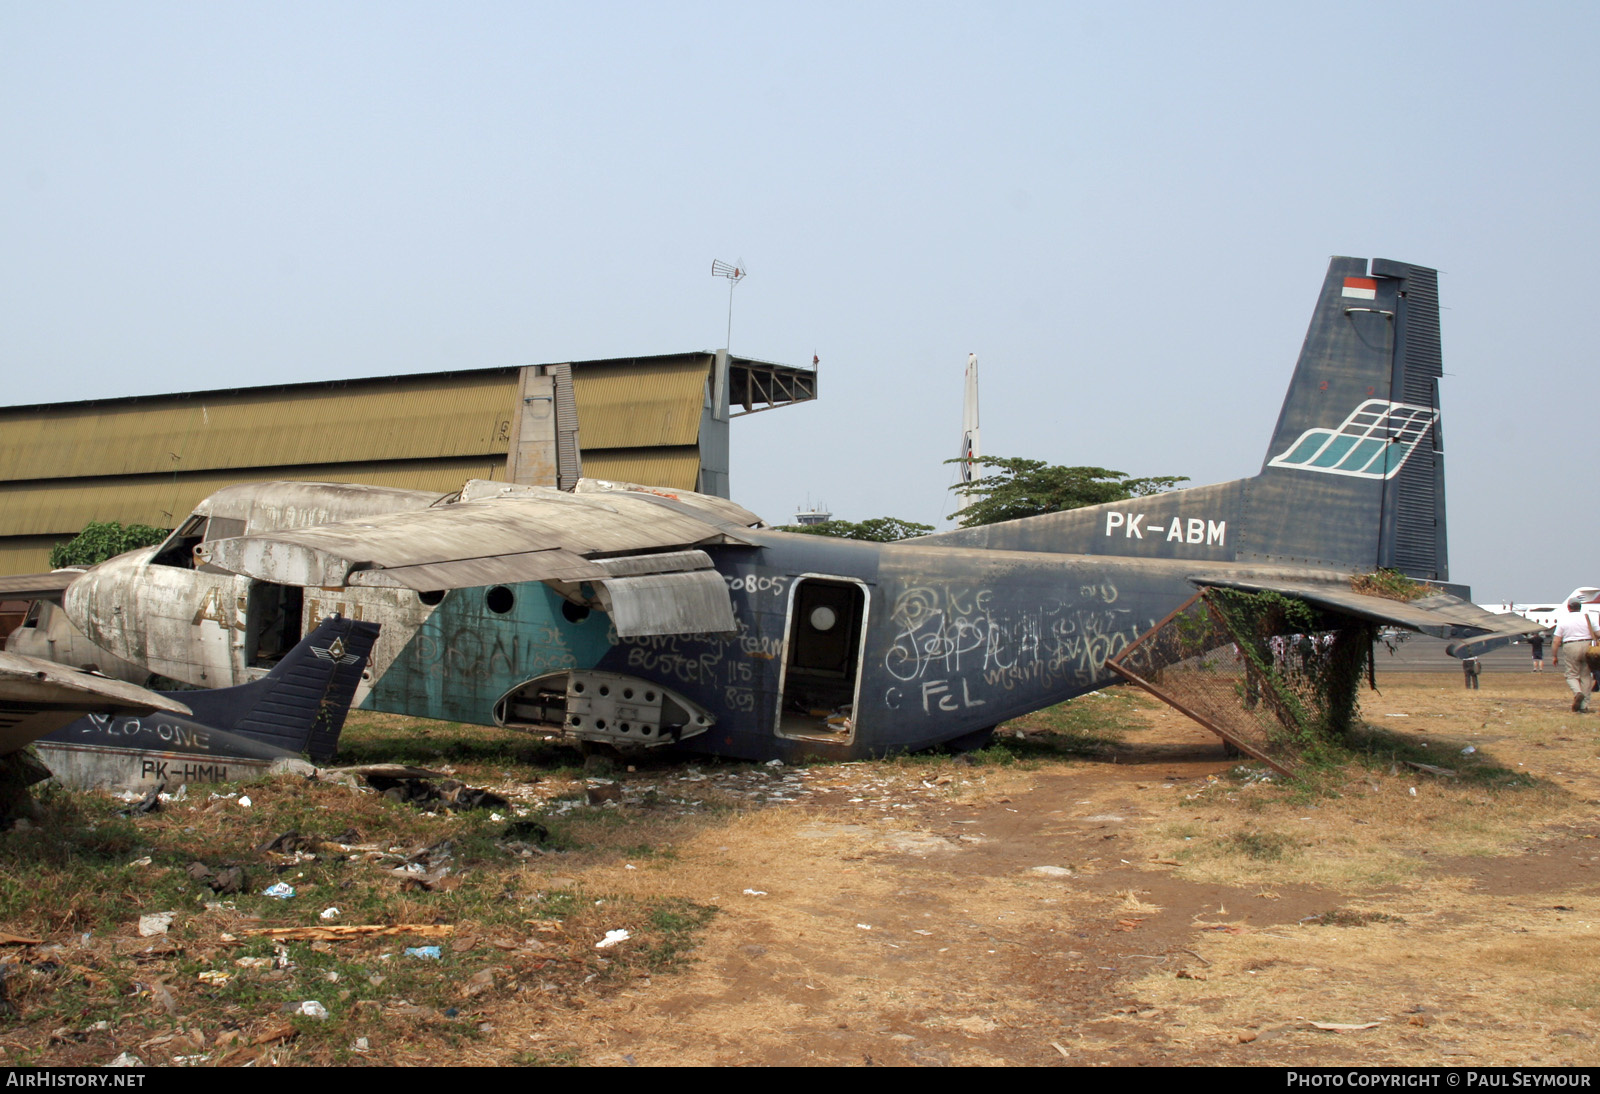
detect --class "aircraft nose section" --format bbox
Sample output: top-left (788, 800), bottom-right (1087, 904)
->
top-left (63, 548), bottom-right (155, 658)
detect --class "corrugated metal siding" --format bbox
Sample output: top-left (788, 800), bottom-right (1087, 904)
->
top-left (0, 538), bottom-right (61, 577)
top-left (0, 374), bottom-right (520, 481)
top-left (0, 458), bottom-right (504, 538)
top-left (571, 358), bottom-right (708, 449)
top-left (582, 448), bottom-right (702, 490)
top-left (0, 356), bottom-right (732, 577)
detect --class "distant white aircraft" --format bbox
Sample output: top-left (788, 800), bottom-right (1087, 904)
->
top-left (1477, 588), bottom-right (1599, 630)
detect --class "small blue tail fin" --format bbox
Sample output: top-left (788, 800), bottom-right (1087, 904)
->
top-left (178, 616), bottom-right (379, 763)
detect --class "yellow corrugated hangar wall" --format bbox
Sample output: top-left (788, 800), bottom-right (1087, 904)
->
top-left (0, 352), bottom-right (816, 575)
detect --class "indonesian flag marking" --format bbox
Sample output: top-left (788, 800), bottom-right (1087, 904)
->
top-left (1341, 276), bottom-right (1378, 300)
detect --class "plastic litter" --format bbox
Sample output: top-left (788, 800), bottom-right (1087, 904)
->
top-left (294, 1000), bottom-right (328, 1019)
top-left (263, 882), bottom-right (296, 899)
top-left (742, 889), bottom-right (768, 896)
top-left (238, 795), bottom-right (252, 808)
top-left (319, 906), bottom-right (340, 920)
top-left (404, 946), bottom-right (442, 959)
top-left (138, 912), bottom-right (175, 937)
top-left (595, 929), bottom-right (631, 949)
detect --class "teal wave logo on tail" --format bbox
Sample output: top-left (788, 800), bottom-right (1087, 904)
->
top-left (1267, 400), bottom-right (1438, 480)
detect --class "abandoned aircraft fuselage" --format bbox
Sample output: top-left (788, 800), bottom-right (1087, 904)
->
top-left (67, 521), bottom-right (1203, 761)
top-left (59, 257), bottom-right (1540, 764)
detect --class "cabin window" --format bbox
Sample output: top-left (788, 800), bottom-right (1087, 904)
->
top-left (486, 586), bottom-right (515, 614)
top-left (776, 576), bottom-right (868, 743)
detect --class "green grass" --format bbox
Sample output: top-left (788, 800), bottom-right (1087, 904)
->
top-left (0, 753), bottom-right (719, 1066)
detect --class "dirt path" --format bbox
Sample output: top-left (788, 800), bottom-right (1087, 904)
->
top-left (509, 672), bottom-right (1600, 1066)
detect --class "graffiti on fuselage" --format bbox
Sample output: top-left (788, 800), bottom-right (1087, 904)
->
top-left (408, 620), bottom-right (578, 681)
top-left (76, 713), bottom-right (213, 750)
top-left (880, 580), bottom-right (1145, 715)
top-left (615, 599), bottom-right (778, 716)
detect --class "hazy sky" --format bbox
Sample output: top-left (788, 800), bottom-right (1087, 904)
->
top-left (2, 2), bottom-right (1595, 600)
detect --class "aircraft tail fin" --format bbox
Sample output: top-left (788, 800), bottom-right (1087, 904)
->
top-left (1242, 257), bottom-right (1448, 580)
top-left (178, 616), bottom-right (379, 763)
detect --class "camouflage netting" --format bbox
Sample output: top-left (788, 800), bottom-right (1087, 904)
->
top-left (1108, 588), bottom-right (1375, 774)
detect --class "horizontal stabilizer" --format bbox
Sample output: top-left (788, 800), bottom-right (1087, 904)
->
top-left (0, 653), bottom-right (191, 755)
top-left (1190, 574), bottom-right (1549, 651)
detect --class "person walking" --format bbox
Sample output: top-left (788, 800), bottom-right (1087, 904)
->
top-left (1530, 634), bottom-right (1545, 672)
top-left (1551, 598), bottom-right (1597, 712)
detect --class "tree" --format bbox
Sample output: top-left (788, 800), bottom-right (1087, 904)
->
top-left (775, 516), bottom-right (934, 542)
top-left (947, 457), bottom-right (1187, 527)
top-left (49, 521), bottom-right (171, 569)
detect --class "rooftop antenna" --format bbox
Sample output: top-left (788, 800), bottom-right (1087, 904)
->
top-left (710, 258), bottom-right (746, 350)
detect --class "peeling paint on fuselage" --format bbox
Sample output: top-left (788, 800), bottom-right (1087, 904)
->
top-left (350, 530), bottom-right (1201, 762)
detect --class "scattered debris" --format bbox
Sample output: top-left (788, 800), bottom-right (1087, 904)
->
top-left (595, 929), bottom-right (631, 949)
top-left (240, 924), bottom-right (455, 942)
top-left (320, 907), bottom-right (341, 921)
top-left (586, 781), bottom-right (623, 805)
top-left (137, 912), bottom-right (175, 937)
top-left (120, 783), bottom-right (164, 816)
top-left (262, 882), bottom-right (296, 900)
top-left (355, 766), bottom-right (511, 812)
top-left (405, 946), bottom-right (443, 960)
top-left (291, 1000), bottom-right (328, 1020)
top-left (187, 861), bottom-right (246, 894)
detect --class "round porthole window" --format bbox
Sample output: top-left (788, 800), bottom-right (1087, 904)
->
top-left (418, 589), bottom-right (445, 606)
top-left (809, 605), bottom-right (838, 632)
top-left (485, 586), bottom-right (515, 614)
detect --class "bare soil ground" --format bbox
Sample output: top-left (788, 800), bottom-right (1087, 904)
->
top-left (4, 669), bottom-right (1599, 1066)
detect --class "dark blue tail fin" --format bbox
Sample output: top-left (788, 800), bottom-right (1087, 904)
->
top-left (1242, 257), bottom-right (1448, 580)
top-left (178, 616), bottom-right (379, 763)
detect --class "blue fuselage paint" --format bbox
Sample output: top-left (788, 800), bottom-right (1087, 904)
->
top-left (359, 531), bottom-right (1203, 762)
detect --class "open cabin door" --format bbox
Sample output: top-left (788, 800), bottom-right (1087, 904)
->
top-left (775, 576), bottom-right (868, 743)
top-left (245, 582), bottom-right (304, 668)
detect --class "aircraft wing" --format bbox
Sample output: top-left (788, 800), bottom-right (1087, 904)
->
top-left (1190, 573), bottom-right (1550, 656)
top-left (0, 570), bottom-right (80, 603)
top-left (0, 652), bottom-right (192, 755)
top-left (196, 480), bottom-right (760, 638)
